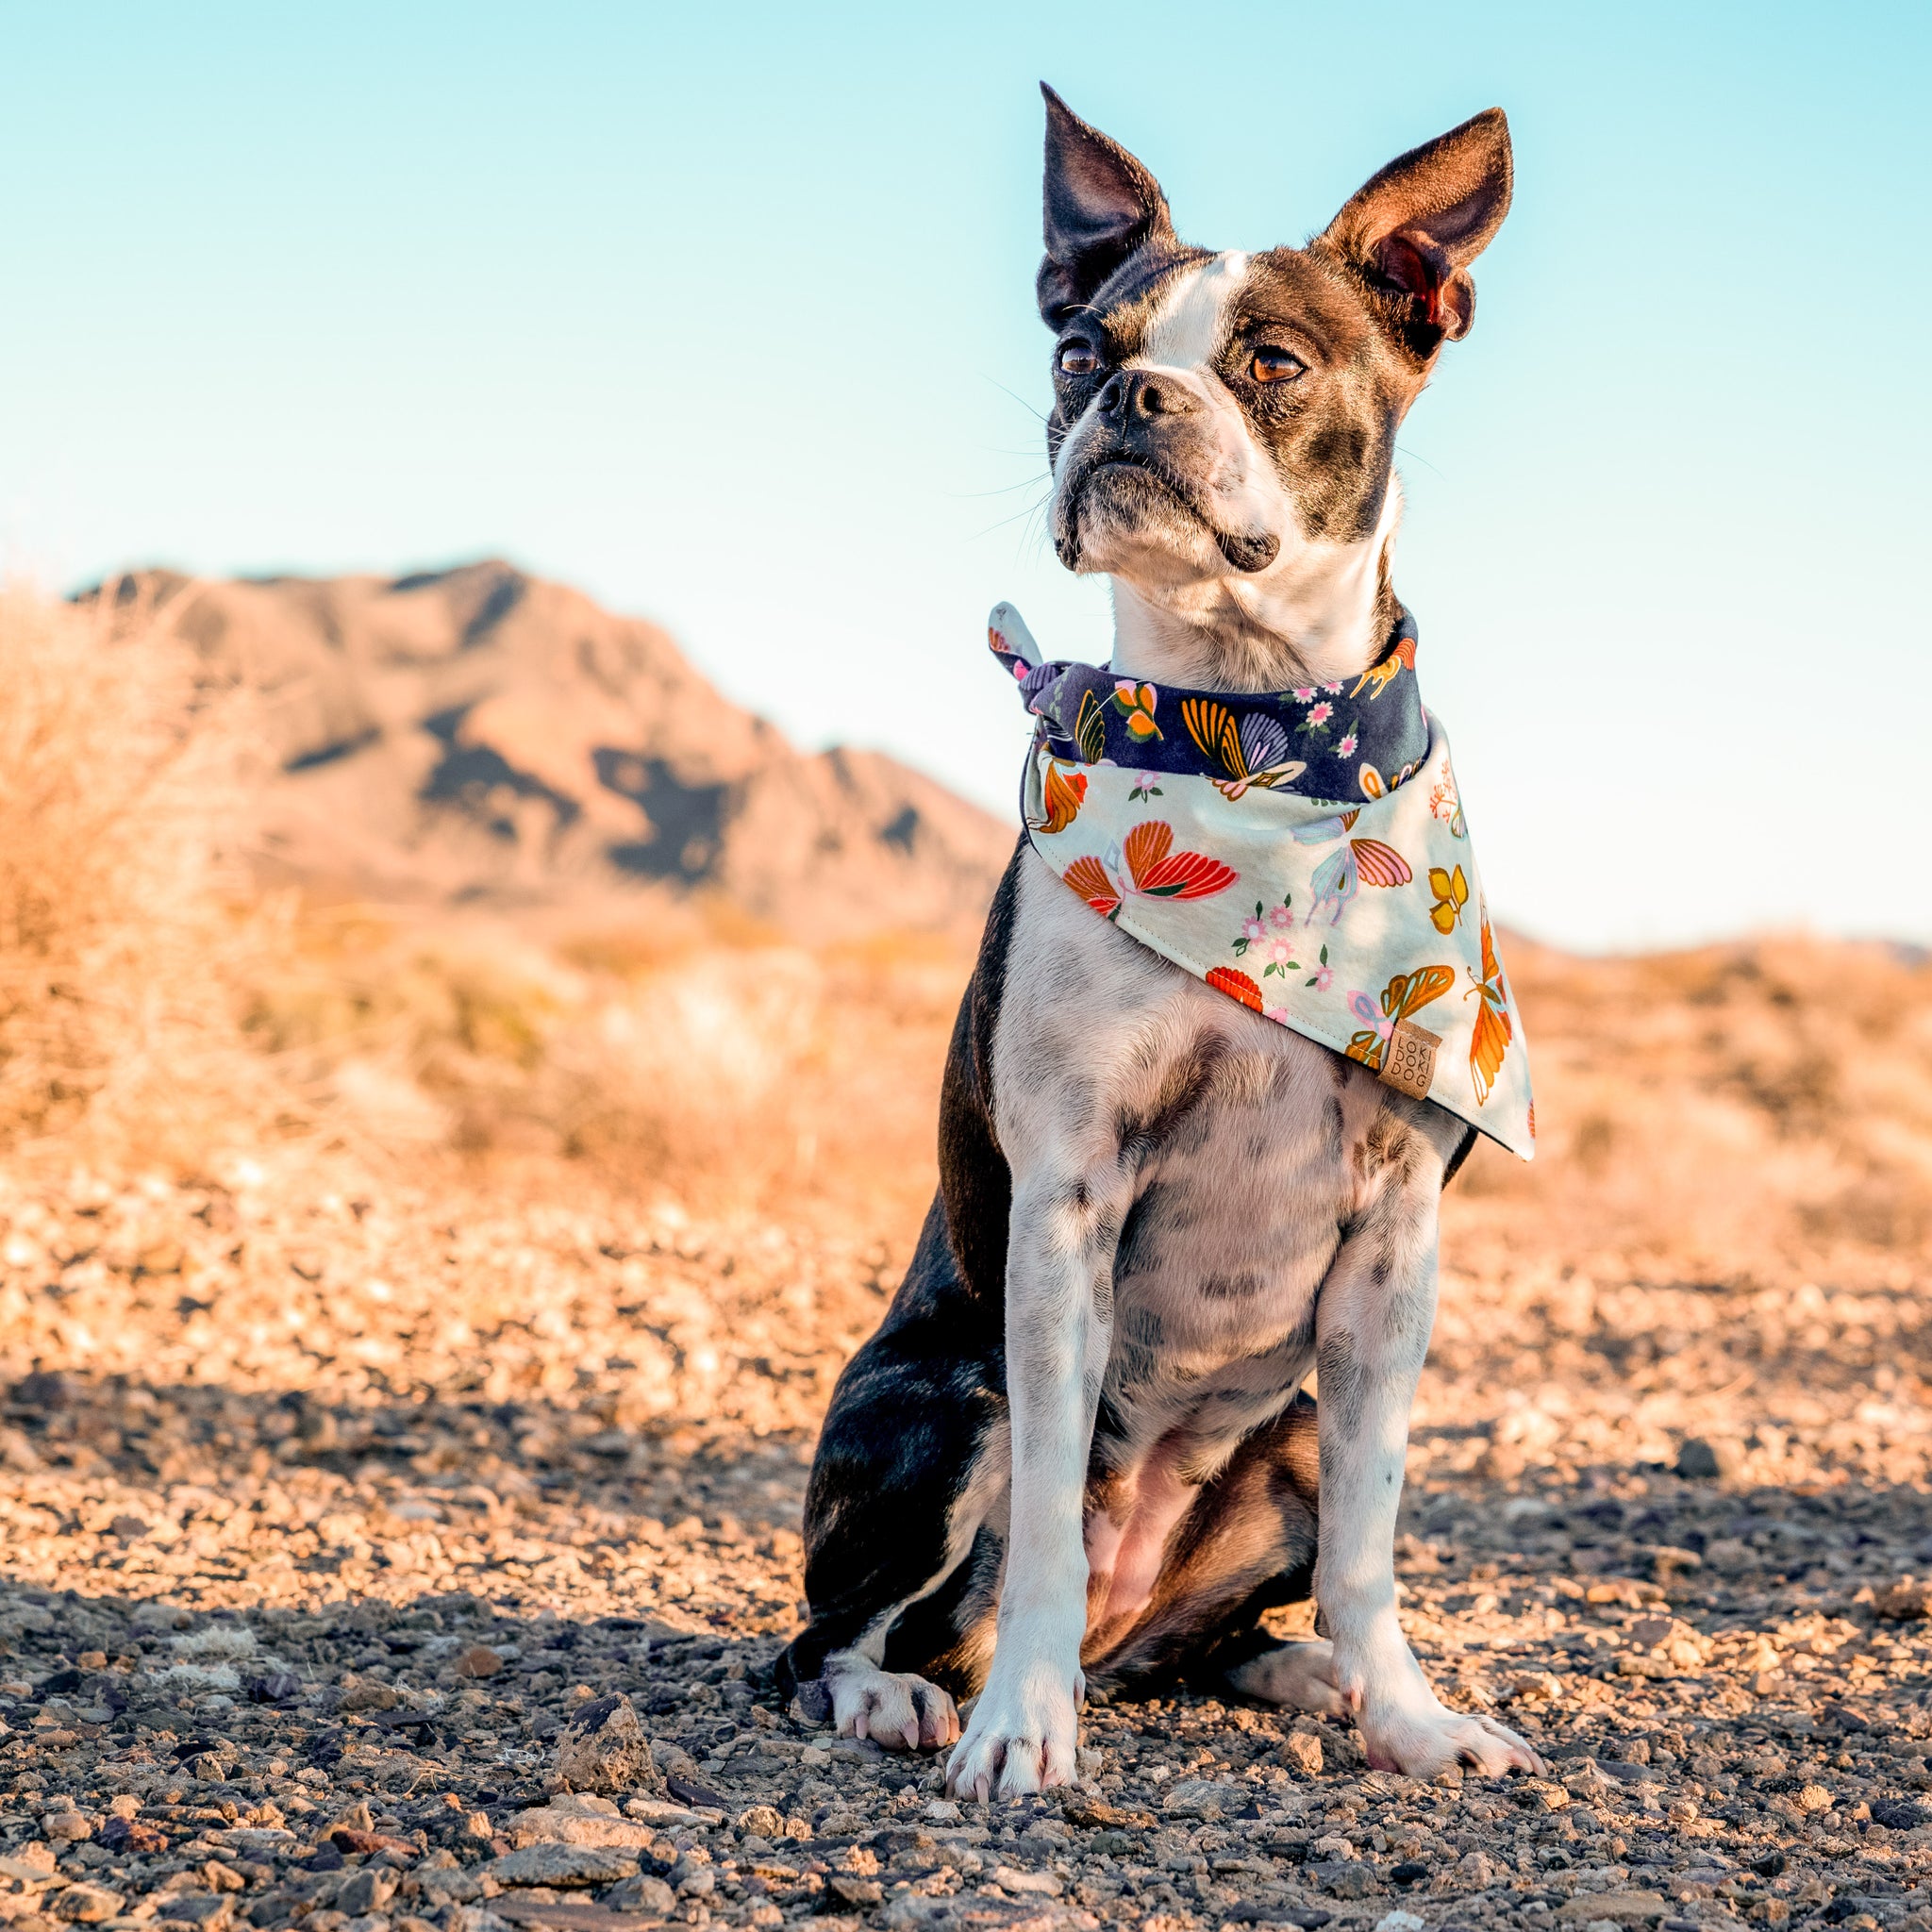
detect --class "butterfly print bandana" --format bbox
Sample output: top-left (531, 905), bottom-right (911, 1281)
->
top-left (990, 602), bottom-right (1535, 1160)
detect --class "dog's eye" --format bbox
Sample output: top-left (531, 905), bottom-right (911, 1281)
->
top-left (1250, 347), bottom-right (1307, 385)
top-left (1057, 342), bottom-right (1100, 377)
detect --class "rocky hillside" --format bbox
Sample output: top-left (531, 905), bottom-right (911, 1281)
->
top-left (85, 563), bottom-right (1012, 940)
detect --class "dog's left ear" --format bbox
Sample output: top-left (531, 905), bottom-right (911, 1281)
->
top-left (1320, 108), bottom-right (1512, 358)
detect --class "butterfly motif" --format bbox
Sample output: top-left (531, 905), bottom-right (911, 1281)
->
top-left (1357, 756), bottom-right (1422, 803)
top-left (1030, 760), bottom-right (1087, 835)
top-left (1344, 964), bottom-right (1456, 1074)
top-left (1350, 633), bottom-right (1417, 700)
top-left (1074, 689), bottom-right (1109, 762)
top-left (1465, 904), bottom-right (1514, 1106)
top-left (1180, 699), bottom-right (1308, 800)
top-left (1206, 965), bottom-right (1263, 1012)
top-left (1427, 863), bottom-right (1469, 934)
top-left (1111, 680), bottom-right (1162, 741)
top-left (1061, 821), bottom-right (1239, 922)
top-left (1293, 809), bottom-right (1414, 924)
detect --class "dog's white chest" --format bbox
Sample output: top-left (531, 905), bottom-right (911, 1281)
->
top-left (993, 852), bottom-right (1388, 1461)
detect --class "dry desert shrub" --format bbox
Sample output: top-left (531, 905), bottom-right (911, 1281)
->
top-left (1446, 933), bottom-right (1932, 1281)
top-left (0, 585), bottom-right (275, 1159)
top-left (245, 908), bottom-right (959, 1223)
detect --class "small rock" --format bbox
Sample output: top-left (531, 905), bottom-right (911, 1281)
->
top-left (455, 1645), bottom-right (504, 1679)
top-left (1160, 1776), bottom-right (1245, 1819)
top-left (1374, 1913), bottom-right (1425, 1932)
top-left (555, 1692), bottom-right (663, 1796)
top-left (1555, 1893), bottom-right (1670, 1924)
top-left (42, 1811), bottom-right (93, 1843)
top-left (1505, 1670), bottom-right (1563, 1704)
top-left (1871, 1799), bottom-right (1930, 1828)
top-left (52, 1886), bottom-right (125, 1924)
top-left (1875, 1577), bottom-right (1932, 1621)
top-left (1390, 1860), bottom-right (1430, 1886)
top-left (1283, 1730), bottom-right (1324, 1777)
top-left (507, 1801), bottom-right (657, 1851)
top-left (339, 1674), bottom-right (401, 1712)
top-left (1674, 1437), bottom-right (1740, 1480)
top-left (824, 1874), bottom-right (883, 1908)
top-left (334, 1870), bottom-right (397, 1915)
top-left (989, 1867), bottom-right (1061, 1896)
top-left (485, 1843), bottom-right (641, 1889)
top-left (155, 1895), bottom-right (233, 1931)
top-left (1058, 1790), bottom-right (1155, 1829)
top-left (789, 1677), bottom-right (832, 1725)
top-left (600, 1874), bottom-right (675, 1912)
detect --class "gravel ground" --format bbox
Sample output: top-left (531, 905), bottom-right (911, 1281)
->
top-left (0, 1154), bottom-right (1928, 1932)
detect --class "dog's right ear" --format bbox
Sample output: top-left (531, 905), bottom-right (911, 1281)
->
top-left (1037, 84), bottom-right (1174, 329)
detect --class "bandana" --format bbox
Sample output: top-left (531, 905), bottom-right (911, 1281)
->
top-left (989, 602), bottom-right (1535, 1160)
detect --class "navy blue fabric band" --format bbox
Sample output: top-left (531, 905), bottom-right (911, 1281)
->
top-left (990, 609), bottom-right (1428, 804)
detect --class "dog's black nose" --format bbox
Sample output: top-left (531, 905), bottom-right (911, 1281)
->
top-left (1097, 371), bottom-right (1194, 421)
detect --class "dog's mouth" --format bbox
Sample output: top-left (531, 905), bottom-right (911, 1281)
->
top-left (1062, 451), bottom-right (1280, 575)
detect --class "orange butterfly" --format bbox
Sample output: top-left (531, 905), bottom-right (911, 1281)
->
top-left (1030, 760), bottom-right (1087, 835)
top-left (1349, 633), bottom-right (1417, 700)
top-left (1465, 906), bottom-right (1513, 1106)
top-left (1061, 821), bottom-right (1239, 922)
top-left (1206, 965), bottom-right (1263, 1012)
top-left (1180, 698), bottom-right (1307, 799)
top-left (1344, 963), bottom-right (1456, 1074)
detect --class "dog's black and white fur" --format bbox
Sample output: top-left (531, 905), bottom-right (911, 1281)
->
top-left (777, 88), bottom-right (1541, 1799)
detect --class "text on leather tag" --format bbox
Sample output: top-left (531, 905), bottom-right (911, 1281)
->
top-left (1379, 1021), bottom-right (1441, 1101)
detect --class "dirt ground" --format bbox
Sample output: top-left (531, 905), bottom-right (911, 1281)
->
top-left (0, 928), bottom-right (1929, 1932)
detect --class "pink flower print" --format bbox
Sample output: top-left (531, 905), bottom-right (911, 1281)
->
top-left (1307, 702), bottom-right (1334, 726)
top-left (1337, 732), bottom-right (1358, 758)
top-left (1323, 680), bottom-right (1344, 695)
top-left (1308, 963), bottom-right (1334, 991)
top-left (1243, 915), bottom-right (1267, 942)
top-left (1267, 903), bottom-right (1294, 932)
top-left (1264, 935), bottom-right (1297, 967)
top-left (1263, 1006), bottom-right (1291, 1025)
top-left (1291, 686), bottom-right (1317, 703)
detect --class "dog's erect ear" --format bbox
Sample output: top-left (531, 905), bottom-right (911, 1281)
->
top-left (1320, 108), bottom-right (1512, 358)
top-left (1037, 84), bottom-right (1175, 329)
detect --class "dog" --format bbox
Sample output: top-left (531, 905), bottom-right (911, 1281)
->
top-left (775, 85), bottom-right (1542, 1799)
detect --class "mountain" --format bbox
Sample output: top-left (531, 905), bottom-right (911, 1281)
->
top-left (89, 561), bottom-right (1014, 940)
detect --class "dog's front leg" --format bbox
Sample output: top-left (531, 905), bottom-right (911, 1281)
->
top-left (946, 1169), bottom-right (1119, 1801)
top-left (1314, 1142), bottom-right (1545, 1780)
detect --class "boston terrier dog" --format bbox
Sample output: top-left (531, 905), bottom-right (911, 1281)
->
top-left (776, 87), bottom-right (1541, 1798)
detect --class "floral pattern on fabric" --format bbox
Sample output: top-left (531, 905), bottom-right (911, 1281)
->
top-left (993, 603), bottom-right (1534, 1160)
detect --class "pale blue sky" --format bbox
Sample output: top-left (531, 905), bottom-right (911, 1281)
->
top-left (4, 2), bottom-right (1927, 951)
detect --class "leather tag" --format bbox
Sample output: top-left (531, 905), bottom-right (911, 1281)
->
top-left (1378, 1021), bottom-right (1441, 1101)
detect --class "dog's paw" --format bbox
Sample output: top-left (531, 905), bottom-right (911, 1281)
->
top-left (945, 1657), bottom-right (1081, 1801)
top-left (1223, 1639), bottom-right (1346, 1718)
top-left (1358, 1700), bottom-right (1545, 1779)
top-left (824, 1658), bottom-right (959, 1753)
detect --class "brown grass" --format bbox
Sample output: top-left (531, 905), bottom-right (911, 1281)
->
top-left (0, 586), bottom-right (272, 1162)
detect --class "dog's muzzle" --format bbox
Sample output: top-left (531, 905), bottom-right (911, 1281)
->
top-left (1056, 374), bottom-right (1280, 574)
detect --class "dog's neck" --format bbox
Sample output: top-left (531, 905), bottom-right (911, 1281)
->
top-left (1107, 482), bottom-right (1404, 695)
